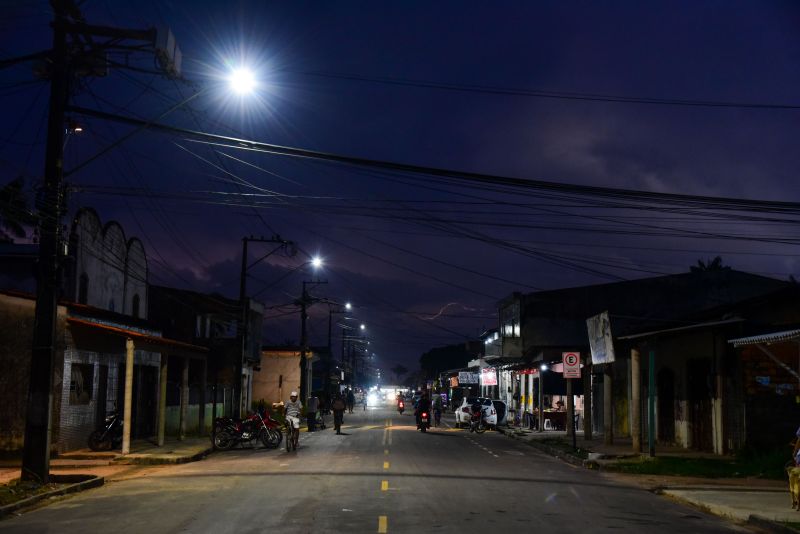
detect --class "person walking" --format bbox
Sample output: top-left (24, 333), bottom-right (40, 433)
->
top-left (346, 389), bottom-right (355, 414)
top-left (332, 394), bottom-right (346, 435)
top-left (307, 394), bottom-right (319, 432)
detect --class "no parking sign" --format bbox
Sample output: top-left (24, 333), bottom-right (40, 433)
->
top-left (562, 352), bottom-right (581, 378)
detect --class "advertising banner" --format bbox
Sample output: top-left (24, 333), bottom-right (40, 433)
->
top-left (587, 310), bottom-right (616, 364)
top-left (480, 367), bottom-right (498, 386)
top-left (458, 371), bottom-right (479, 384)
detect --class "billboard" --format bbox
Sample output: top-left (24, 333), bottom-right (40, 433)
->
top-left (458, 371), bottom-right (479, 384)
top-left (586, 311), bottom-right (615, 364)
top-left (480, 367), bottom-right (498, 386)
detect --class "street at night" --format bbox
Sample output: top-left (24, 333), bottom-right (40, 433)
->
top-left (0, 405), bottom-right (749, 534)
top-left (2, 2), bottom-right (800, 532)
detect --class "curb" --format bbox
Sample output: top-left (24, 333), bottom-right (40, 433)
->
top-left (497, 428), bottom-right (798, 533)
top-left (748, 514), bottom-right (800, 534)
top-left (0, 474), bottom-right (104, 518)
top-left (114, 447), bottom-right (214, 465)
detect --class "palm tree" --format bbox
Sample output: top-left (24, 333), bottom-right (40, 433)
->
top-left (0, 177), bottom-right (36, 243)
top-left (390, 364), bottom-right (408, 384)
top-left (690, 256), bottom-right (729, 273)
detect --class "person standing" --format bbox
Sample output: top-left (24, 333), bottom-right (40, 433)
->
top-left (307, 394), bottom-right (319, 432)
top-left (332, 394), bottom-right (346, 435)
top-left (346, 389), bottom-right (355, 414)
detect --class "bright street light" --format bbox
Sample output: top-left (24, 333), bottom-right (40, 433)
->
top-left (228, 67), bottom-right (256, 94)
top-left (345, 302), bottom-right (352, 310)
top-left (311, 256), bottom-right (323, 269)
top-left (540, 363), bottom-right (548, 371)
top-left (360, 323), bottom-right (366, 330)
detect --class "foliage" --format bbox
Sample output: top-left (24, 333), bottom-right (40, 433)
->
top-left (613, 449), bottom-right (787, 479)
top-left (0, 480), bottom-right (64, 506)
top-left (0, 177), bottom-right (37, 243)
top-left (689, 256), bottom-right (729, 273)
top-left (419, 343), bottom-right (472, 379)
top-left (390, 364), bottom-right (408, 383)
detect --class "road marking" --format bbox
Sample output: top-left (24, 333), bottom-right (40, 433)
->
top-left (492, 454), bottom-right (499, 458)
top-left (384, 449), bottom-right (389, 455)
top-left (381, 480), bottom-right (389, 491)
top-left (382, 429), bottom-right (388, 445)
top-left (378, 515), bottom-right (388, 533)
top-left (383, 461), bottom-right (390, 469)
top-left (388, 429), bottom-right (393, 445)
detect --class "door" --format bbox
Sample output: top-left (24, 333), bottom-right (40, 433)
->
top-left (687, 359), bottom-right (713, 452)
top-left (657, 368), bottom-right (675, 443)
top-left (95, 364), bottom-right (108, 427)
top-left (133, 365), bottom-right (158, 438)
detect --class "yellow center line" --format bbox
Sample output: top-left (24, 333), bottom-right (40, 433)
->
top-left (381, 480), bottom-right (389, 491)
top-left (383, 461), bottom-right (390, 469)
top-left (378, 515), bottom-right (388, 533)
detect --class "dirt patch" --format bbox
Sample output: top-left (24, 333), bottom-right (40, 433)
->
top-left (0, 480), bottom-right (68, 507)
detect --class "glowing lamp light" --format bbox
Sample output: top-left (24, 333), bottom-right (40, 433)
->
top-left (540, 363), bottom-right (548, 371)
top-left (345, 302), bottom-right (352, 310)
top-left (360, 324), bottom-right (366, 330)
top-left (228, 67), bottom-right (256, 94)
top-left (311, 256), bottom-right (323, 269)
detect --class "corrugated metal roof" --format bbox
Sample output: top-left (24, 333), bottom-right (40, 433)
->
top-left (728, 329), bottom-right (800, 347)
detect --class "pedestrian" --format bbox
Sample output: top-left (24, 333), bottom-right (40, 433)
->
top-left (332, 394), bottom-right (346, 434)
top-left (307, 394), bottom-right (319, 432)
top-left (346, 388), bottom-right (355, 414)
top-left (362, 393), bottom-right (368, 411)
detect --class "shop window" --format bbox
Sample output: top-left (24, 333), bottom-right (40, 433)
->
top-left (69, 363), bottom-right (94, 405)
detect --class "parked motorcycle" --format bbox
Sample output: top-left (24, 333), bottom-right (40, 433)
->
top-left (88, 411), bottom-right (123, 451)
top-left (213, 411), bottom-right (282, 450)
top-left (398, 400), bottom-right (405, 415)
top-left (417, 411), bottom-right (430, 433)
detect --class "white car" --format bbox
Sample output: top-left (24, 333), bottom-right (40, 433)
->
top-left (454, 397), bottom-right (497, 428)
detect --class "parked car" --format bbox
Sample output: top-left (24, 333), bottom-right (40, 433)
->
top-left (454, 397), bottom-right (497, 428)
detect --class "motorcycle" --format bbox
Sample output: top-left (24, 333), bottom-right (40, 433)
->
top-left (213, 411), bottom-right (282, 450)
top-left (398, 400), bottom-right (405, 415)
top-left (417, 411), bottom-right (430, 433)
top-left (88, 411), bottom-right (123, 451)
top-left (469, 408), bottom-right (488, 434)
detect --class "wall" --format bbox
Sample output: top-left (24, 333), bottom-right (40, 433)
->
top-left (252, 350), bottom-right (302, 406)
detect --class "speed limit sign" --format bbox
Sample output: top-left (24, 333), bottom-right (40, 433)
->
top-left (562, 352), bottom-right (581, 378)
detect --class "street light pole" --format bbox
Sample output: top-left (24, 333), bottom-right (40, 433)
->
top-left (299, 278), bottom-right (327, 403)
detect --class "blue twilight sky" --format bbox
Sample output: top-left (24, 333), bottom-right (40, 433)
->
top-left (2, 1), bottom-right (800, 371)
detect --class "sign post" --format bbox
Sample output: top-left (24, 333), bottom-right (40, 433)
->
top-left (563, 352), bottom-right (581, 450)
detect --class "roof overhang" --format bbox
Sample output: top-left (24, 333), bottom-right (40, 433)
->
top-left (617, 318), bottom-right (744, 341)
top-left (67, 317), bottom-right (208, 357)
top-left (728, 329), bottom-right (800, 347)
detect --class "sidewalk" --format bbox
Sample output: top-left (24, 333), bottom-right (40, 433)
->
top-left (0, 436), bottom-right (214, 485)
top-left (497, 426), bottom-right (798, 530)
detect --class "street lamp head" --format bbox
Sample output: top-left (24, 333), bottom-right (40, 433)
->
top-left (311, 256), bottom-right (323, 269)
top-left (228, 67), bottom-right (256, 94)
top-left (540, 363), bottom-right (548, 371)
top-left (360, 323), bottom-right (366, 330)
top-left (345, 302), bottom-right (352, 310)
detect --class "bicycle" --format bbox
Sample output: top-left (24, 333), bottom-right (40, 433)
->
top-left (285, 416), bottom-right (300, 452)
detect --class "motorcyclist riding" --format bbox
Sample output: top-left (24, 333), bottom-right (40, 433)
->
top-left (415, 392), bottom-right (431, 428)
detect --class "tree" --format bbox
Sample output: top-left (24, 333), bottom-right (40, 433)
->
top-left (390, 364), bottom-right (408, 384)
top-left (419, 343), bottom-right (471, 380)
top-left (0, 177), bottom-right (37, 243)
top-left (690, 256), bottom-right (729, 273)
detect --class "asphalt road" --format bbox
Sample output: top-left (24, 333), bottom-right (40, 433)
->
top-left (0, 406), bottom-right (752, 533)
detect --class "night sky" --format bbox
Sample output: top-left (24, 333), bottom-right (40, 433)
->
top-left (2, 1), bottom-right (800, 374)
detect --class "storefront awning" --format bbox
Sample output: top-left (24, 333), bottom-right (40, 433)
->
top-left (728, 329), bottom-right (800, 347)
top-left (67, 317), bottom-right (208, 357)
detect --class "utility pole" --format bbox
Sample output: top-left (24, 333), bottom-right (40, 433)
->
top-left (21, 0), bottom-right (70, 483)
top-left (237, 235), bottom-right (294, 417)
top-left (299, 279), bottom-right (326, 403)
top-left (22, 1), bottom-right (180, 482)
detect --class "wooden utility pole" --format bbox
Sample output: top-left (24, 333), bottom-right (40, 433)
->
top-left (21, 0), bottom-right (70, 483)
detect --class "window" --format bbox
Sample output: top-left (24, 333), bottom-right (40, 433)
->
top-left (78, 273), bottom-right (89, 304)
top-left (501, 300), bottom-right (520, 338)
top-left (132, 294), bottom-right (140, 318)
top-left (69, 363), bottom-right (94, 405)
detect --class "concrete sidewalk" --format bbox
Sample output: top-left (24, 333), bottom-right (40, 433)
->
top-left (0, 436), bottom-right (214, 484)
top-left (497, 425), bottom-right (798, 531)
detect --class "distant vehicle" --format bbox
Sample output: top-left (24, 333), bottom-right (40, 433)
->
top-left (454, 397), bottom-right (496, 428)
